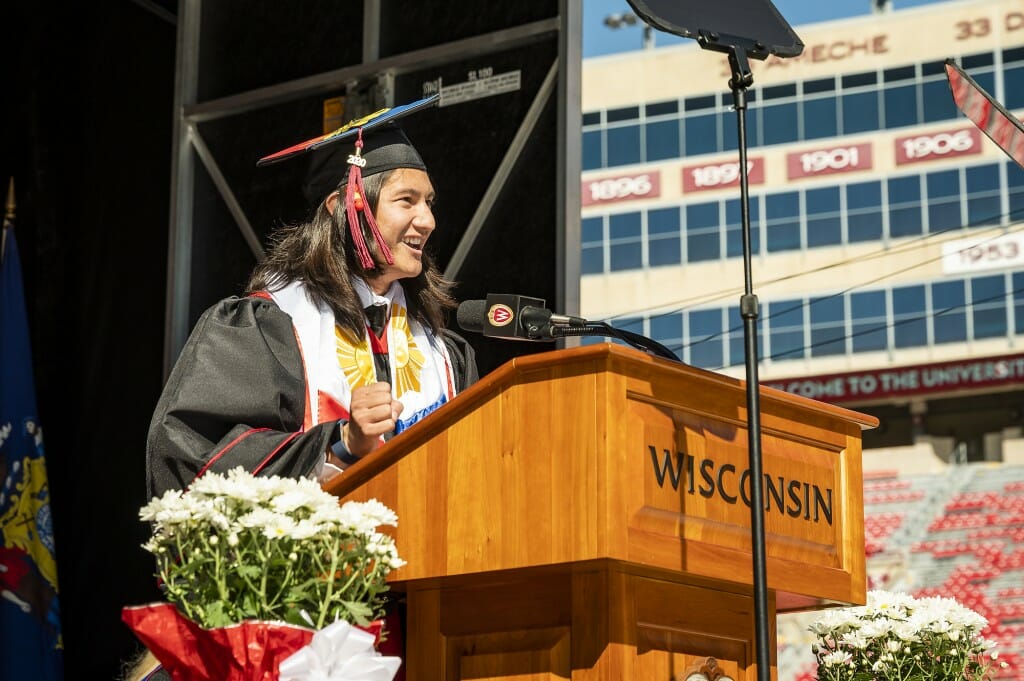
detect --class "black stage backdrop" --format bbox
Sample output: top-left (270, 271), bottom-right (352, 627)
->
top-left (2, 2), bottom-right (175, 678)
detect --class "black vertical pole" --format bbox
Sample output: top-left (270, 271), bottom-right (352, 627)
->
top-left (727, 47), bottom-right (771, 681)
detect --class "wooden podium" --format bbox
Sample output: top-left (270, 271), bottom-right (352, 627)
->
top-left (325, 344), bottom-right (877, 680)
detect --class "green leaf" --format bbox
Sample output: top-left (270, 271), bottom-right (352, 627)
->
top-left (236, 564), bottom-right (262, 580)
top-left (202, 600), bottom-right (233, 628)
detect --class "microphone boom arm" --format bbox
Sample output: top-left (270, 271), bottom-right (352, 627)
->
top-left (553, 322), bottom-right (681, 363)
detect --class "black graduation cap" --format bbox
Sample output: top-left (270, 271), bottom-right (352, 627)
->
top-left (257, 94), bottom-right (440, 269)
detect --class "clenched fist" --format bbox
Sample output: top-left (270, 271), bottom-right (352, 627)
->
top-left (344, 382), bottom-right (404, 458)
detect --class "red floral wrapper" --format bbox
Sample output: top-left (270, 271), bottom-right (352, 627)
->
top-left (122, 603), bottom-right (386, 681)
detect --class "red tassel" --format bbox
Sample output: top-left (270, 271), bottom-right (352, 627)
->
top-left (345, 129), bottom-right (394, 269)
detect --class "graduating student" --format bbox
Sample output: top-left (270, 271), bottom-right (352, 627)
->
top-left (147, 96), bottom-right (477, 498)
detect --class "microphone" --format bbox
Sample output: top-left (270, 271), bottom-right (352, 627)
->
top-left (456, 294), bottom-right (586, 341)
top-left (457, 293), bottom-right (682, 363)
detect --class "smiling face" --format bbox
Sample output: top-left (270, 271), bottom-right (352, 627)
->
top-left (365, 168), bottom-right (436, 294)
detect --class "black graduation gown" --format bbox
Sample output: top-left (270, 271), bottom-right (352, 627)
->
top-left (146, 295), bottom-right (477, 498)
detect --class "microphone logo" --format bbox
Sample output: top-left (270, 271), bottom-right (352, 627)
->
top-left (487, 304), bottom-right (515, 327)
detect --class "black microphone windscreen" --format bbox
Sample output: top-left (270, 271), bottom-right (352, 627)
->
top-left (456, 299), bottom-right (487, 333)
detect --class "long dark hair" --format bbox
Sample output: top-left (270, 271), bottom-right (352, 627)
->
top-left (247, 170), bottom-right (455, 338)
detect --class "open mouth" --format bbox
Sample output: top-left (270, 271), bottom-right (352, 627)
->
top-left (402, 237), bottom-right (424, 252)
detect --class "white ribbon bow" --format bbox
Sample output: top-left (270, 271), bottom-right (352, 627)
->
top-left (278, 620), bottom-right (402, 681)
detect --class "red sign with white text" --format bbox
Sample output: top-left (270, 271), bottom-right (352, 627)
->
top-left (894, 126), bottom-right (982, 165)
top-left (582, 172), bottom-right (661, 206)
top-left (766, 353), bottom-right (1024, 404)
top-left (682, 157), bottom-right (764, 193)
top-left (787, 143), bottom-right (873, 179)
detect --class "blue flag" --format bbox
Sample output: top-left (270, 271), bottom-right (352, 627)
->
top-left (0, 220), bottom-right (64, 680)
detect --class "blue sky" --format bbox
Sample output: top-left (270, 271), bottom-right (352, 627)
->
top-left (583, 0), bottom-right (953, 58)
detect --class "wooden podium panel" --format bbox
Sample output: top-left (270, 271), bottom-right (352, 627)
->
top-left (325, 344), bottom-right (876, 680)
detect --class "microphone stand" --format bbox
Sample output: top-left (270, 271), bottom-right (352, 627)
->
top-left (696, 31), bottom-right (771, 681)
top-left (553, 322), bottom-right (681, 363)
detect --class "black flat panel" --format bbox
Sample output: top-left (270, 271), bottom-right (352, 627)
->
top-left (378, 1), bottom-right (556, 57)
top-left (198, 0), bottom-right (363, 101)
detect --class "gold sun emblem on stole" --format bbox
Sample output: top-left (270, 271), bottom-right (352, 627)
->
top-left (390, 304), bottom-right (425, 397)
top-left (335, 326), bottom-right (376, 388)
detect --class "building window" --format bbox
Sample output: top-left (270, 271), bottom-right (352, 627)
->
top-left (926, 169), bottom-right (962, 233)
top-left (582, 129), bottom-right (602, 171)
top-left (883, 83), bottom-right (917, 128)
top-left (606, 125), bottom-right (642, 167)
top-left (841, 90), bottom-right (880, 135)
top-left (809, 295), bottom-right (846, 356)
top-left (806, 186), bottom-right (842, 248)
top-left (892, 285), bottom-right (928, 348)
top-left (850, 290), bottom-right (888, 352)
top-left (647, 207), bottom-right (682, 268)
top-left (581, 216), bottom-right (605, 275)
top-left (685, 113), bottom-right (718, 157)
top-left (645, 119), bottom-right (680, 162)
top-left (931, 280), bottom-right (967, 344)
top-left (965, 163), bottom-right (1001, 227)
top-left (649, 311), bottom-right (684, 355)
top-left (765, 191), bottom-right (801, 253)
top-left (768, 299), bottom-right (805, 361)
top-left (1006, 64), bottom-right (1024, 109)
top-left (921, 73), bottom-right (958, 123)
top-left (686, 202), bottom-right (721, 263)
top-left (802, 96), bottom-right (838, 140)
top-left (889, 175), bottom-right (923, 237)
top-left (846, 181), bottom-right (883, 243)
top-left (1008, 162), bottom-right (1024, 222)
top-left (688, 308), bottom-right (724, 368)
top-left (608, 212), bottom-right (642, 271)
top-left (1014, 272), bottom-right (1024, 335)
top-left (762, 102), bottom-right (799, 146)
top-left (971, 275), bottom-right (1007, 339)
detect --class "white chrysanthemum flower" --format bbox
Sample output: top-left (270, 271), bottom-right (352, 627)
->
top-left (289, 519), bottom-right (324, 541)
top-left (139, 489), bottom-right (183, 522)
top-left (154, 505), bottom-right (195, 527)
top-left (310, 503), bottom-right (348, 527)
top-left (871, 659), bottom-right (888, 672)
top-left (237, 507), bottom-right (280, 530)
top-left (808, 609), bottom-right (861, 635)
top-left (821, 651), bottom-right (852, 667)
top-left (262, 514), bottom-right (298, 539)
top-left (188, 471), bottom-right (232, 497)
top-left (271, 490), bottom-right (316, 514)
top-left (356, 499), bottom-right (400, 527)
top-left (892, 621), bottom-right (919, 642)
top-left (866, 589), bottom-right (910, 619)
top-left (858, 618), bottom-right (893, 640)
top-left (840, 631), bottom-right (870, 650)
top-left (885, 640), bottom-right (902, 653)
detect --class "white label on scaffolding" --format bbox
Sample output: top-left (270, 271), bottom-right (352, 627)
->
top-left (434, 70), bottom-right (521, 106)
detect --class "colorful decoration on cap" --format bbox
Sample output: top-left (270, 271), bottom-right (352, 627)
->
top-left (345, 128), bottom-right (393, 269)
top-left (256, 94), bottom-right (440, 167)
